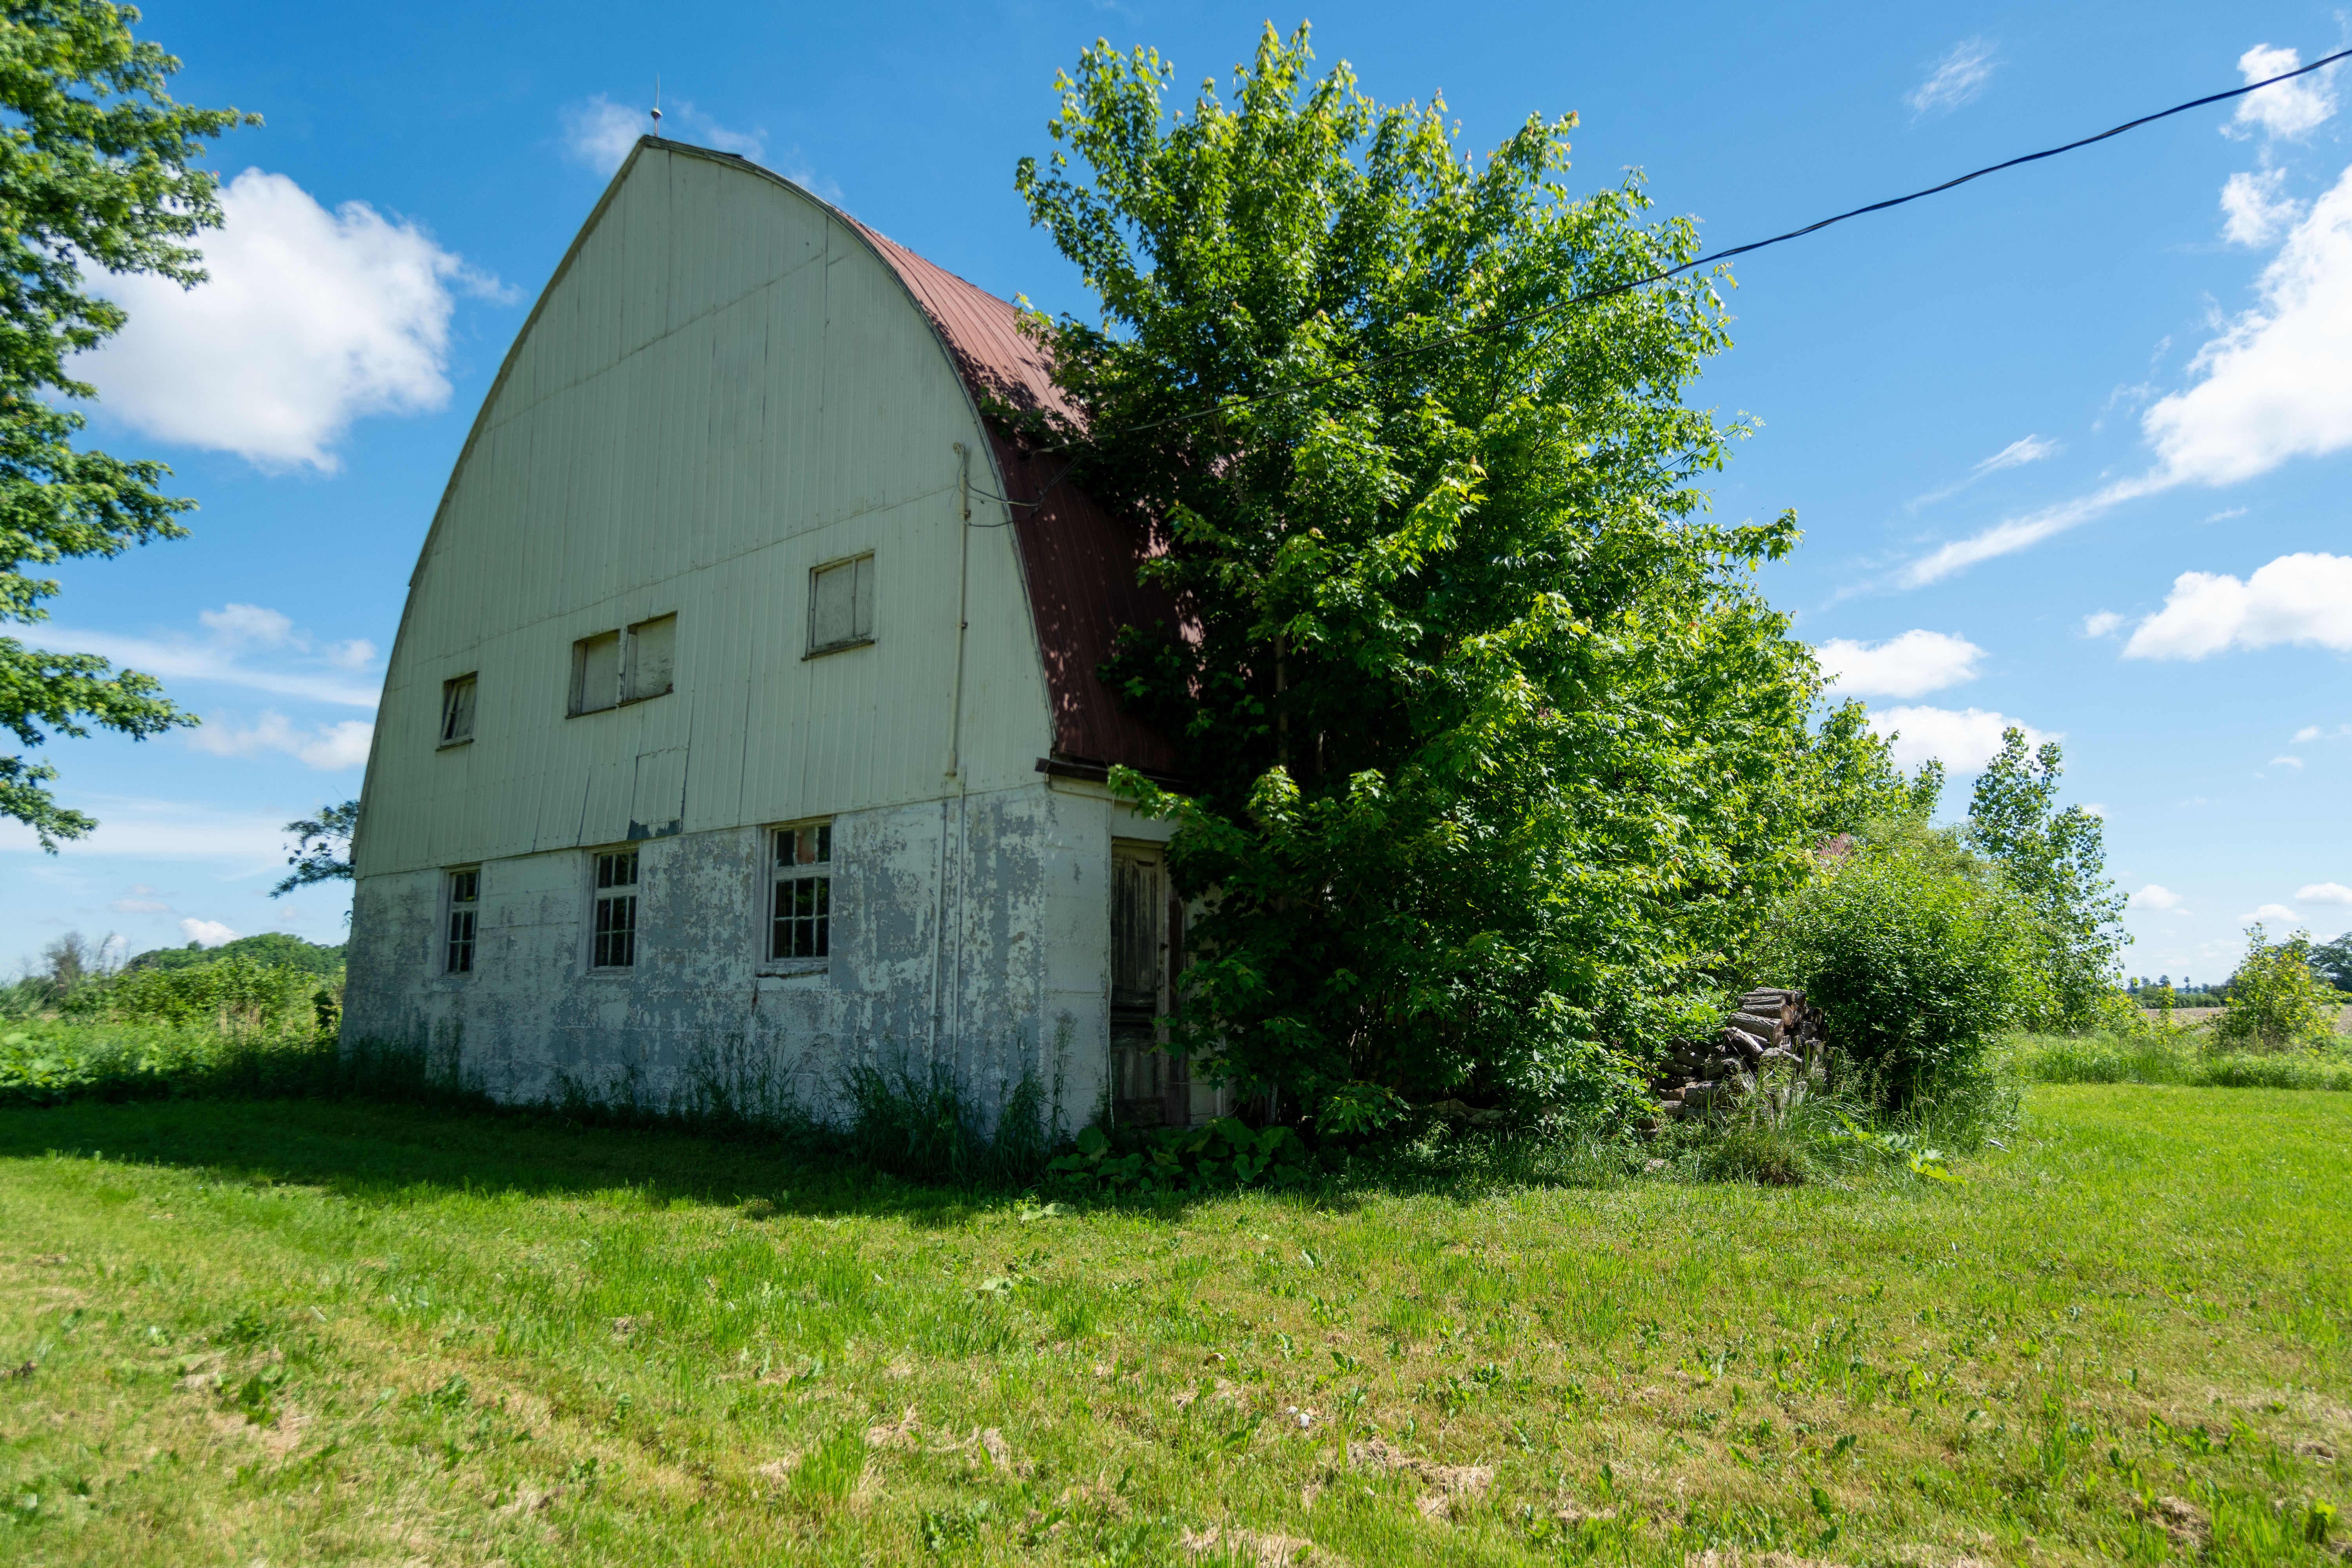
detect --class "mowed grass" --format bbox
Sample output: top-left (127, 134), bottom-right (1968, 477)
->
top-left (2, 1088), bottom-right (2347, 1566)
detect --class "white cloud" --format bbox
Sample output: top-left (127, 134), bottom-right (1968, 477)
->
top-left (564, 94), bottom-right (767, 174)
top-left (2294, 724), bottom-right (2323, 741)
top-left (1865, 705), bottom-right (2057, 772)
top-left (178, 918), bottom-right (238, 947)
top-left (1908, 435), bottom-right (2063, 510)
top-left (2241, 902), bottom-right (2301, 923)
top-left (2121, 552), bottom-right (2352, 659)
top-left (2143, 164), bottom-right (2352, 488)
top-left (2271, 754), bottom-right (2305, 768)
top-left (2082, 610), bottom-right (2125, 637)
top-left (2221, 168), bottom-right (2303, 247)
top-left (1898, 160), bottom-right (2352, 586)
top-left (187, 711), bottom-right (374, 771)
top-left (200, 603), bottom-right (297, 646)
top-left (110, 897), bottom-right (173, 914)
top-left (76, 169), bottom-right (504, 471)
top-left (25, 605), bottom-right (382, 708)
top-left (2130, 884), bottom-right (2185, 910)
top-left (2299, 882), bottom-right (2352, 905)
top-left (2229, 44), bottom-right (2339, 141)
top-left (1906, 39), bottom-right (1999, 117)
top-left (1816, 629), bottom-right (1984, 698)
top-left (0, 796), bottom-right (298, 868)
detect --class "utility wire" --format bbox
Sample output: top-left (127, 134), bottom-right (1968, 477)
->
top-left (1027, 45), bottom-right (2352, 459)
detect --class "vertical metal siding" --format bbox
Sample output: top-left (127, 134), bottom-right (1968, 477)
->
top-left (361, 147), bottom-right (1053, 880)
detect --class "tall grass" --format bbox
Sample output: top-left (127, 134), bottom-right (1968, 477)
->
top-left (0, 1020), bottom-right (484, 1109)
top-left (2005, 1028), bottom-right (2352, 1091)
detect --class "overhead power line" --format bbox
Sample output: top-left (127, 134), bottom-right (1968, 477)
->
top-left (1033, 45), bottom-right (2352, 458)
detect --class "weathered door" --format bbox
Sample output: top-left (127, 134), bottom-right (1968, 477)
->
top-left (1109, 845), bottom-right (1185, 1125)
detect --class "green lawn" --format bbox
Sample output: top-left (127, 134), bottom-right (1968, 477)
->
top-left (2, 1087), bottom-right (2345, 1566)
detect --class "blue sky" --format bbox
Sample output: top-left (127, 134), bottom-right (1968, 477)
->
top-left (5, 0), bottom-right (2347, 986)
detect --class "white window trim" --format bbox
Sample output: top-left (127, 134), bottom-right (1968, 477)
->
top-left (804, 552), bottom-right (876, 659)
top-left (442, 865), bottom-right (481, 977)
top-left (585, 846), bottom-right (641, 974)
top-left (438, 673), bottom-right (477, 748)
top-left (759, 820), bottom-right (835, 976)
top-left (569, 615), bottom-right (678, 717)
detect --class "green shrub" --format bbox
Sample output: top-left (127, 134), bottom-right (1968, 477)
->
top-left (2214, 924), bottom-right (2338, 1051)
top-left (64, 952), bottom-right (321, 1034)
top-left (1752, 821), bottom-right (2039, 1111)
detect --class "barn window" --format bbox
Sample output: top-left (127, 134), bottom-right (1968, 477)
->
top-left (439, 674), bottom-right (476, 745)
top-left (444, 867), bottom-right (479, 973)
top-left (624, 613), bottom-right (676, 701)
top-left (769, 823), bottom-right (831, 962)
top-left (807, 554), bottom-right (874, 655)
top-left (571, 631), bottom-right (621, 714)
top-left (591, 849), bottom-right (638, 968)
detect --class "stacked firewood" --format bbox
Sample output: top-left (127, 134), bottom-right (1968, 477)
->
top-left (1650, 987), bottom-right (1829, 1120)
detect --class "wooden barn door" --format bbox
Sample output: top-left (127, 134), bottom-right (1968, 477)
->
top-left (1110, 845), bottom-right (1187, 1125)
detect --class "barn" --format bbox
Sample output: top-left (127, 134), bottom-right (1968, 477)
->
top-left (345, 136), bottom-right (1212, 1133)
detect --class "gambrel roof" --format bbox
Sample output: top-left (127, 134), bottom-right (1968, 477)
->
top-left (846, 211), bottom-right (1184, 780)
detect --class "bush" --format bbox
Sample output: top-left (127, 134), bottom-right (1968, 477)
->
top-left (63, 952), bottom-right (323, 1034)
top-left (2214, 924), bottom-right (2338, 1051)
top-left (1751, 821), bottom-right (2039, 1111)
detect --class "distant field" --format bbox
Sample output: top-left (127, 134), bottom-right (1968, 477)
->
top-left (2140, 1006), bottom-right (2352, 1032)
top-left (2, 1088), bottom-right (2347, 1566)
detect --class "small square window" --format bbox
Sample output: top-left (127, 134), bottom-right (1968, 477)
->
top-left (571, 630), bottom-right (621, 715)
top-left (439, 674), bottom-right (477, 745)
top-left (769, 824), bottom-right (831, 962)
top-left (808, 555), bottom-right (874, 654)
top-left (624, 613), bottom-right (675, 702)
top-left (592, 849), bottom-right (638, 968)
top-left (445, 867), bottom-right (479, 973)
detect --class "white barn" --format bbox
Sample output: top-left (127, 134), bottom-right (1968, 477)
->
top-left (347, 138), bottom-right (1212, 1132)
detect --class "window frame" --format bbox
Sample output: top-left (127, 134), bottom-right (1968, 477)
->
top-left (762, 820), bottom-right (834, 973)
top-left (587, 847), bottom-right (640, 972)
top-left (443, 866), bottom-right (480, 975)
top-left (439, 673), bottom-right (477, 748)
top-left (804, 553), bottom-right (876, 658)
top-left (622, 613), bottom-right (676, 704)
top-left (570, 630), bottom-right (622, 716)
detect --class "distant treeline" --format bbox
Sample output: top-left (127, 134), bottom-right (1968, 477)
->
top-left (126, 933), bottom-right (345, 977)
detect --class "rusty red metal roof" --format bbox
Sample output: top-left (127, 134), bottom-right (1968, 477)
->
top-left (853, 221), bottom-right (1184, 779)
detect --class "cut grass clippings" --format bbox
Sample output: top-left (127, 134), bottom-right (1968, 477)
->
top-left (1, 1086), bottom-right (2347, 1564)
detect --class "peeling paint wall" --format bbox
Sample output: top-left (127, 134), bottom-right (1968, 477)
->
top-left (345, 142), bottom-right (1169, 1129)
top-left (345, 780), bottom-right (1173, 1128)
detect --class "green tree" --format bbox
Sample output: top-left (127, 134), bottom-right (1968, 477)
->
top-left (1751, 819), bottom-right (2039, 1111)
top-left (1017, 26), bottom-right (1893, 1117)
top-left (1963, 728), bottom-right (2126, 1031)
top-left (271, 799), bottom-right (358, 896)
top-left (2215, 924), bottom-right (2337, 1051)
top-left (0, 2), bottom-right (255, 847)
top-left (2311, 932), bottom-right (2352, 994)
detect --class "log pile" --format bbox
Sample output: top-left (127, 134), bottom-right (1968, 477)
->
top-left (1649, 988), bottom-right (1828, 1121)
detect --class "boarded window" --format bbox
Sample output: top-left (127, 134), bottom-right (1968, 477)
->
top-left (445, 867), bottom-right (479, 973)
top-left (625, 614), bottom-right (675, 702)
top-left (808, 555), bottom-right (874, 654)
top-left (571, 631), bottom-right (621, 715)
top-left (439, 674), bottom-right (476, 745)
top-left (770, 823), bottom-right (831, 962)
top-left (591, 849), bottom-right (638, 968)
